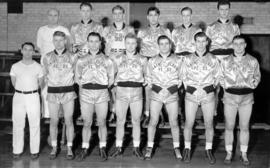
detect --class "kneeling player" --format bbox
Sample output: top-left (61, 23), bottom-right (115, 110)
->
top-left (220, 35), bottom-right (260, 166)
top-left (75, 32), bottom-right (115, 161)
top-left (181, 32), bottom-right (221, 164)
top-left (43, 31), bottom-right (77, 160)
top-left (144, 35), bottom-right (182, 160)
top-left (109, 33), bottom-right (147, 159)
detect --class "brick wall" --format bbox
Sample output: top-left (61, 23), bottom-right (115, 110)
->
top-left (156, 2), bottom-right (270, 34)
top-left (0, 3), bottom-right (7, 51)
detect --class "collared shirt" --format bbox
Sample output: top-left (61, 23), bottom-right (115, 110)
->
top-left (103, 23), bottom-right (135, 57)
top-left (181, 52), bottom-right (221, 88)
top-left (112, 52), bottom-right (147, 83)
top-left (137, 24), bottom-right (171, 57)
top-left (42, 49), bottom-right (77, 87)
top-left (220, 53), bottom-right (261, 89)
top-left (172, 24), bottom-right (201, 54)
top-left (70, 20), bottom-right (103, 48)
top-left (146, 53), bottom-right (182, 88)
top-left (75, 52), bottom-right (115, 86)
top-left (10, 61), bottom-right (43, 91)
top-left (206, 19), bottom-right (240, 51)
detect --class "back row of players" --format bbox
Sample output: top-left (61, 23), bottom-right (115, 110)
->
top-left (11, 0), bottom-right (260, 166)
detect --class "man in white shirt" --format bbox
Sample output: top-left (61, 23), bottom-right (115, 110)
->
top-left (10, 42), bottom-right (44, 160)
top-left (36, 8), bottom-right (71, 118)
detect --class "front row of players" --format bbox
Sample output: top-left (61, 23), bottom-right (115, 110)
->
top-left (11, 31), bottom-right (260, 166)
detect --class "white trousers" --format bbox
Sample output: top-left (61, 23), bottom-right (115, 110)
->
top-left (12, 92), bottom-right (40, 154)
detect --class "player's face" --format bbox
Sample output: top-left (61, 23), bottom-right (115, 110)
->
top-left (47, 9), bottom-right (59, 25)
top-left (159, 38), bottom-right (171, 55)
top-left (112, 9), bottom-right (124, 23)
top-left (195, 36), bottom-right (208, 53)
top-left (53, 36), bottom-right (66, 51)
top-left (181, 9), bottom-right (192, 25)
top-left (21, 45), bottom-right (34, 59)
top-left (88, 36), bottom-right (101, 52)
top-left (218, 4), bottom-right (230, 19)
top-left (233, 38), bottom-right (246, 55)
top-left (147, 11), bottom-right (159, 26)
top-left (125, 38), bottom-right (137, 53)
top-left (80, 5), bottom-right (92, 21)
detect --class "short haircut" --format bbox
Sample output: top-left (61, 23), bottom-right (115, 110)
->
top-left (194, 32), bottom-right (208, 41)
top-left (80, 2), bottom-right (93, 10)
top-left (181, 7), bottom-right (192, 14)
top-left (125, 33), bottom-right (137, 42)
top-left (217, 0), bottom-right (231, 9)
top-left (112, 5), bottom-right (125, 13)
top-left (87, 32), bottom-right (102, 41)
top-left (232, 35), bottom-right (246, 43)
top-left (53, 31), bottom-right (66, 38)
top-left (47, 8), bottom-right (60, 15)
top-left (147, 6), bottom-right (160, 15)
top-left (21, 42), bottom-right (35, 50)
top-left (157, 35), bottom-right (171, 45)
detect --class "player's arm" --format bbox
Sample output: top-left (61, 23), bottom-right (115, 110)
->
top-left (36, 27), bottom-right (42, 53)
top-left (107, 58), bottom-right (115, 88)
top-left (10, 65), bottom-right (16, 88)
top-left (252, 59), bottom-right (261, 88)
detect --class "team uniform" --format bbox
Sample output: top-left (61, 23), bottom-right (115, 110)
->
top-left (10, 61), bottom-right (43, 155)
top-left (103, 23), bottom-right (135, 57)
top-left (36, 25), bottom-right (71, 118)
top-left (146, 53), bottom-right (182, 103)
top-left (113, 52), bottom-right (147, 103)
top-left (172, 24), bottom-right (201, 56)
top-left (42, 49), bottom-right (77, 105)
top-left (181, 52), bottom-right (221, 104)
top-left (220, 53), bottom-right (261, 106)
top-left (138, 24), bottom-right (171, 58)
top-left (206, 19), bottom-right (240, 60)
top-left (70, 20), bottom-right (103, 52)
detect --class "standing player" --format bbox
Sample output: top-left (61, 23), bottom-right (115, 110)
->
top-left (37, 8), bottom-right (71, 119)
top-left (109, 33), bottom-right (146, 159)
top-left (181, 32), bottom-right (221, 164)
top-left (137, 6), bottom-right (171, 122)
top-left (10, 42), bottom-right (44, 160)
top-left (75, 32), bottom-right (115, 161)
top-left (220, 35), bottom-right (260, 166)
top-left (70, 2), bottom-right (103, 54)
top-left (206, 0), bottom-right (240, 59)
top-left (172, 7), bottom-right (201, 56)
top-left (102, 5), bottom-right (135, 121)
top-left (144, 35), bottom-right (182, 160)
top-left (43, 31), bottom-right (77, 160)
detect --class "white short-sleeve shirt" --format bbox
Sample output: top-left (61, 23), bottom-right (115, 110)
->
top-left (10, 61), bottom-right (43, 91)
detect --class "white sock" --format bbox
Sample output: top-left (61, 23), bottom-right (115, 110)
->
top-left (82, 142), bottom-right (89, 149)
top-left (240, 145), bottom-right (248, 153)
top-left (67, 142), bottom-right (73, 147)
top-left (173, 142), bottom-right (180, 148)
top-left (147, 141), bottom-right (154, 148)
top-left (145, 111), bottom-right (150, 117)
top-left (100, 142), bottom-right (107, 148)
top-left (225, 145), bottom-right (233, 153)
top-left (205, 142), bottom-right (212, 150)
top-left (51, 140), bottom-right (57, 147)
top-left (185, 141), bottom-right (191, 149)
top-left (116, 140), bottom-right (123, 147)
top-left (133, 140), bottom-right (140, 147)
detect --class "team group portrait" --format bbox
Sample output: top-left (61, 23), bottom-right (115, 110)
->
top-left (0, 0), bottom-right (270, 167)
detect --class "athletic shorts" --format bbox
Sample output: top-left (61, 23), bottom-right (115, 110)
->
top-left (80, 88), bottom-right (110, 104)
top-left (116, 86), bottom-right (143, 103)
top-left (222, 92), bottom-right (254, 107)
top-left (47, 92), bottom-right (77, 104)
top-left (151, 89), bottom-right (178, 104)
top-left (185, 87), bottom-right (215, 105)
